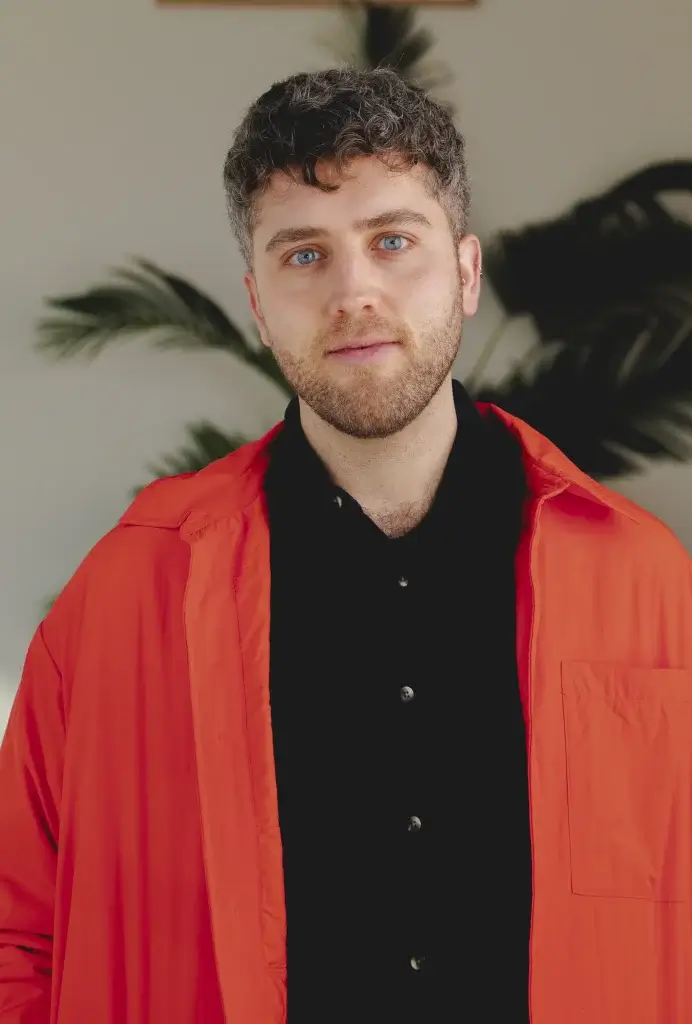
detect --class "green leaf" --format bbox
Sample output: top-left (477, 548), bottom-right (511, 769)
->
top-left (485, 160), bottom-right (692, 341)
top-left (474, 307), bottom-right (692, 480)
top-left (36, 257), bottom-right (294, 395)
top-left (38, 258), bottom-right (239, 355)
top-left (327, 1), bottom-right (452, 101)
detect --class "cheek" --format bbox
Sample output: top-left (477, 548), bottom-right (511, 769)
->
top-left (266, 275), bottom-right (325, 324)
top-left (401, 263), bottom-right (457, 316)
top-left (263, 298), bottom-right (314, 352)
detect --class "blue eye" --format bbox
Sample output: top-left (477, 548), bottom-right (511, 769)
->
top-left (379, 235), bottom-right (408, 251)
top-left (287, 234), bottom-right (410, 267)
top-left (289, 249), bottom-right (321, 267)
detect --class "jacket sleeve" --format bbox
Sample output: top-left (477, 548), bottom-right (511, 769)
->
top-left (0, 624), bottom-right (64, 1023)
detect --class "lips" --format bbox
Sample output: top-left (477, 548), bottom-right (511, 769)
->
top-left (328, 341), bottom-right (399, 363)
top-left (329, 338), bottom-right (397, 353)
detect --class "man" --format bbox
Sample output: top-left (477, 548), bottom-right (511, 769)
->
top-left (1, 67), bottom-right (691, 1024)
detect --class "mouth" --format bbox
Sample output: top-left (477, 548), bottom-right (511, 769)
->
top-left (328, 339), bottom-right (400, 363)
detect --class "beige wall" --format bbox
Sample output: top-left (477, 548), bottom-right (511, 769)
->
top-left (1, 0), bottom-right (691, 728)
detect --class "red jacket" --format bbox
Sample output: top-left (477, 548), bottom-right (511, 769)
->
top-left (1, 405), bottom-right (691, 1023)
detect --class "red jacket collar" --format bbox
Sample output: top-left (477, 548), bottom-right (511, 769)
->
top-left (119, 404), bottom-right (646, 531)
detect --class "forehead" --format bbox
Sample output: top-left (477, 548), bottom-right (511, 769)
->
top-left (252, 156), bottom-right (444, 243)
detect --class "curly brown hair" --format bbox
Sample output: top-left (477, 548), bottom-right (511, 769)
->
top-left (223, 66), bottom-right (470, 269)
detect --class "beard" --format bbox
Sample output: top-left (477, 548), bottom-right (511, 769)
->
top-left (266, 280), bottom-right (464, 440)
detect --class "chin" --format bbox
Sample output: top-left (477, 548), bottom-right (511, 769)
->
top-left (320, 390), bottom-right (424, 440)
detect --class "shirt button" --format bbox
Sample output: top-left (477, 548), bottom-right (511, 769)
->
top-left (410, 955), bottom-right (426, 971)
top-left (334, 494), bottom-right (343, 508)
top-left (408, 815), bottom-right (422, 832)
top-left (398, 577), bottom-right (409, 588)
top-left (400, 685), bottom-right (415, 702)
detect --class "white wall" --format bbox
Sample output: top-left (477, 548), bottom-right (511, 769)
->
top-left (2, 0), bottom-right (691, 729)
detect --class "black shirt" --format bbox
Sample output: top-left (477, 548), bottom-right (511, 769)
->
top-left (263, 379), bottom-right (531, 1023)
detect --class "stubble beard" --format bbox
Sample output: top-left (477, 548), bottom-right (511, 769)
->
top-left (268, 284), bottom-right (464, 440)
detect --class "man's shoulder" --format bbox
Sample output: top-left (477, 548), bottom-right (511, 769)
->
top-left (119, 423), bottom-right (282, 531)
top-left (490, 402), bottom-right (689, 573)
top-left (587, 474), bottom-right (687, 555)
top-left (557, 472), bottom-right (692, 597)
top-left (43, 425), bottom-right (283, 644)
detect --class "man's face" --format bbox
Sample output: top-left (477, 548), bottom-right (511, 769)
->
top-left (244, 155), bottom-right (481, 439)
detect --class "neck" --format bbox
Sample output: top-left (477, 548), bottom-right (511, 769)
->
top-left (298, 377), bottom-right (458, 537)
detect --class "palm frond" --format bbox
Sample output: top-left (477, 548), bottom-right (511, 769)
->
top-left (327, 1), bottom-right (452, 101)
top-left (474, 306), bottom-right (692, 480)
top-left (485, 160), bottom-right (692, 341)
top-left (137, 420), bottom-right (249, 492)
top-left (37, 258), bottom-right (243, 357)
top-left (36, 258), bottom-right (291, 392)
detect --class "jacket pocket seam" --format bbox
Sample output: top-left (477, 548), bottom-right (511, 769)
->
top-left (561, 661), bottom-right (692, 903)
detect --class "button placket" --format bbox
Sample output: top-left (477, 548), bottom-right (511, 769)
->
top-left (395, 562), bottom-right (428, 978)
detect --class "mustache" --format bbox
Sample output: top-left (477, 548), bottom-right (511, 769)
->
top-left (318, 318), bottom-right (410, 349)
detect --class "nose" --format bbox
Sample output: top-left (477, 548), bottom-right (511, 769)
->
top-left (324, 249), bottom-right (382, 320)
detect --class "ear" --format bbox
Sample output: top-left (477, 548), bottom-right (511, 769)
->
top-left (457, 234), bottom-right (483, 317)
top-left (243, 272), bottom-right (271, 348)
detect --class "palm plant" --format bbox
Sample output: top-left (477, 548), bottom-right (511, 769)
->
top-left (37, 257), bottom-right (292, 489)
top-left (478, 161), bottom-right (692, 476)
top-left (37, 1), bottom-right (692, 487)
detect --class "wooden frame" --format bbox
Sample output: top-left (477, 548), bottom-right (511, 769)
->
top-left (159, 1), bottom-right (477, 7)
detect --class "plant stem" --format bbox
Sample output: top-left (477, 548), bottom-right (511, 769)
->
top-left (464, 316), bottom-right (511, 392)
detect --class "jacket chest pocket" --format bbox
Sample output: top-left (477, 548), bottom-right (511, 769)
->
top-left (561, 662), bottom-right (692, 902)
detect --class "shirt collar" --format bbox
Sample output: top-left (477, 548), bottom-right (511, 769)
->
top-left (264, 378), bottom-right (498, 522)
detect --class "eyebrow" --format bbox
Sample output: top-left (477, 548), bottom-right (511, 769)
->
top-left (263, 207), bottom-right (433, 255)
